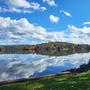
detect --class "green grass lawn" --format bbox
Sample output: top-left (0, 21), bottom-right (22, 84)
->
top-left (0, 70), bottom-right (90, 90)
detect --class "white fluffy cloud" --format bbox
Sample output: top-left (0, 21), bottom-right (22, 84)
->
top-left (40, 7), bottom-right (47, 11)
top-left (0, 7), bottom-right (32, 13)
top-left (83, 22), bottom-right (90, 25)
top-left (0, 17), bottom-right (64, 45)
top-left (0, 0), bottom-right (46, 13)
top-left (43, 0), bottom-right (57, 6)
top-left (49, 15), bottom-right (60, 23)
top-left (6, 0), bottom-right (30, 8)
top-left (67, 25), bottom-right (90, 44)
top-left (60, 10), bottom-right (71, 17)
top-left (0, 16), bottom-right (90, 45)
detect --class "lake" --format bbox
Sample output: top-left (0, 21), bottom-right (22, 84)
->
top-left (0, 52), bottom-right (90, 82)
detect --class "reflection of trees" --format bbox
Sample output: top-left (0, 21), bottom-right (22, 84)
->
top-left (35, 49), bottom-right (89, 56)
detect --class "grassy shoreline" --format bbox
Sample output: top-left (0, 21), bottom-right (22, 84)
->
top-left (0, 70), bottom-right (90, 90)
top-left (0, 71), bottom-right (72, 86)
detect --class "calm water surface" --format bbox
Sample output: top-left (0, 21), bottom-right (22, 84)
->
top-left (0, 52), bottom-right (90, 82)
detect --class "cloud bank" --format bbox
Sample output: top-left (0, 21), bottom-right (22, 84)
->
top-left (0, 17), bottom-right (64, 45)
top-left (0, 17), bottom-right (90, 45)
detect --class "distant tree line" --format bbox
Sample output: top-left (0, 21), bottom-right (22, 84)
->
top-left (0, 42), bottom-right (90, 55)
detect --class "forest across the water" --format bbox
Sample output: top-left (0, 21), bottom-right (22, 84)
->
top-left (0, 42), bottom-right (90, 56)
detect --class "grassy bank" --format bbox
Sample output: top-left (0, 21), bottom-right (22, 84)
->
top-left (0, 70), bottom-right (90, 90)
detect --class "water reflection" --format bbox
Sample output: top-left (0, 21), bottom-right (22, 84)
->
top-left (0, 52), bottom-right (90, 82)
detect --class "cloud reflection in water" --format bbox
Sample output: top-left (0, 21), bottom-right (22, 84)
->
top-left (0, 52), bottom-right (90, 82)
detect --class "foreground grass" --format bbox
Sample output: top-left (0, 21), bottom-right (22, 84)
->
top-left (0, 70), bottom-right (90, 90)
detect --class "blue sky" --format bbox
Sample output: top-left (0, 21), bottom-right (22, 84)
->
top-left (0, 0), bottom-right (90, 45)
